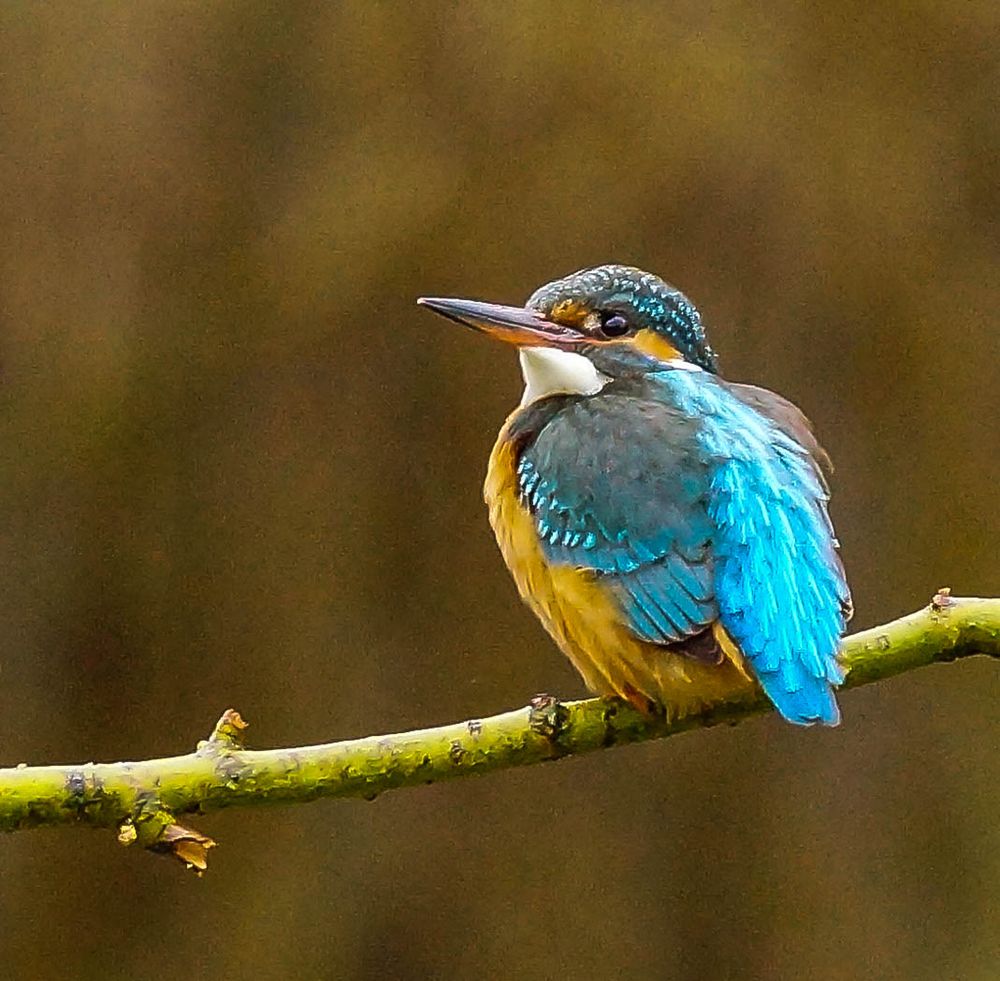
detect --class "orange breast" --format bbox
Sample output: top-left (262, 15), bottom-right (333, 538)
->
top-left (484, 421), bottom-right (756, 719)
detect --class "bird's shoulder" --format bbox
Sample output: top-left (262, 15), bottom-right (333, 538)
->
top-left (508, 391), bottom-right (710, 507)
top-left (720, 380), bottom-right (833, 480)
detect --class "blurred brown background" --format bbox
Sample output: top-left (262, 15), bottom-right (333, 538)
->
top-left (1, 3), bottom-right (998, 979)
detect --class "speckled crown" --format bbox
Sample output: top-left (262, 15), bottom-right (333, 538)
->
top-left (527, 264), bottom-right (718, 372)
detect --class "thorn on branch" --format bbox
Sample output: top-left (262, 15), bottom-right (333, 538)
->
top-left (199, 710), bottom-right (253, 794)
top-left (203, 708), bottom-right (249, 750)
top-left (931, 586), bottom-right (955, 611)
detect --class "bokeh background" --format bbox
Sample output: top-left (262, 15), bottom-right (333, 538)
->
top-left (1, 3), bottom-right (998, 979)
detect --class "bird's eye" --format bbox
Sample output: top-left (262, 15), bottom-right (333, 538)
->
top-left (599, 312), bottom-right (630, 338)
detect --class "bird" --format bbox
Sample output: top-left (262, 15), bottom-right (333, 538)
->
top-left (418, 265), bottom-right (852, 725)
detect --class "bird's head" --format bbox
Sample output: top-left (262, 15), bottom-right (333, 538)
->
top-left (419, 264), bottom-right (718, 403)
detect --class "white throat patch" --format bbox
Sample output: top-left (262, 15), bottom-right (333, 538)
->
top-left (518, 348), bottom-right (611, 406)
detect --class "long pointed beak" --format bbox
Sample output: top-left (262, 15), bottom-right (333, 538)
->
top-left (417, 296), bottom-right (586, 348)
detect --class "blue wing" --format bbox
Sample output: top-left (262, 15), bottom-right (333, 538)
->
top-left (518, 396), bottom-right (719, 647)
top-left (705, 378), bottom-right (851, 725)
top-left (518, 375), bottom-right (851, 726)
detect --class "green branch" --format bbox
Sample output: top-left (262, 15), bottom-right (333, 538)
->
top-left (1, 593), bottom-right (997, 873)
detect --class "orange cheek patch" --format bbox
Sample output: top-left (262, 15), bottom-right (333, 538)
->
top-left (632, 328), bottom-right (681, 364)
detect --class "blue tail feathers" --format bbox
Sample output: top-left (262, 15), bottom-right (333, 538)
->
top-left (753, 648), bottom-right (844, 726)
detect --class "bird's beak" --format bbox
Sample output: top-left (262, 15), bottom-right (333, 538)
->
top-left (417, 297), bottom-right (586, 349)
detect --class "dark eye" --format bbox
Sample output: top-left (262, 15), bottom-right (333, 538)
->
top-left (599, 312), bottom-right (630, 337)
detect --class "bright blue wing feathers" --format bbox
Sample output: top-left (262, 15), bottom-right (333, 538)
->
top-left (692, 379), bottom-right (850, 726)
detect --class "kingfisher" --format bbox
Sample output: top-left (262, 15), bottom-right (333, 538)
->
top-left (419, 265), bottom-right (852, 725)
